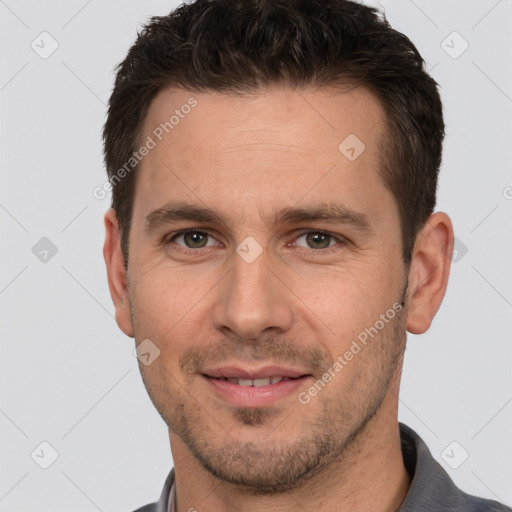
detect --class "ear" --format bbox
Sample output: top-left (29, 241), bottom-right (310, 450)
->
top-left (103, 208), bottom-right (134, 337)
top-left (406, 212), bottom-right (454, 334)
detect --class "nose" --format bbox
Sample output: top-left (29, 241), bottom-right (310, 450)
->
top-left (210, 248), bottom-right (294, 340)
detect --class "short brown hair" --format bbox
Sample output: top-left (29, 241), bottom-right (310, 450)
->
top-left (103, 0), bottom-right (444, 268)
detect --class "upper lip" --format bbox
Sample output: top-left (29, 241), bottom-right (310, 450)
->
top-left (202, 365), bottom-right (311, 379)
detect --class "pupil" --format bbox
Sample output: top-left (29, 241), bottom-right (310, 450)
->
top-left (185, 232), bottom-right (207, 248)
top-left (307, 232), bottom-right (330, 249)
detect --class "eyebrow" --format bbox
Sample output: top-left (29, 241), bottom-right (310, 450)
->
top-left (144, 200), bottom-right (373, 234)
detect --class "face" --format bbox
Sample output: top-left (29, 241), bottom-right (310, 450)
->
top-left (111, 85), bottom-right (413, 492)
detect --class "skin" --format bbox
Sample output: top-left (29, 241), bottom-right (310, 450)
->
top-left (103, 85), bottom-right (454, 511)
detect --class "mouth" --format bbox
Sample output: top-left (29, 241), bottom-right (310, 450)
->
top-left (201, 365), bottom-right (313, 407)
top-left (203, 375), bottom-right (306, 387)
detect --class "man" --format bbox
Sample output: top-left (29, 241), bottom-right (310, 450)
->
top-left (102, 1), bottom-right (510, 511)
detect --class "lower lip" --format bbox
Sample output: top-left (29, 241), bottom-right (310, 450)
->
top-left (203, 375), bottom-right (312, 407)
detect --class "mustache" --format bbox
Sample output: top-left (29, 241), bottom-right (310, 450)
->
top-left (179, 334), bottom-right (332, 375)
top-left (178, 288), bottom-right (409, 377)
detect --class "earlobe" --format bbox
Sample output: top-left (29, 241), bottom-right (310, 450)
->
top-left (405, 212), bottom-right (454, 335)
top-left (103, 208), bottom-right (134, 337)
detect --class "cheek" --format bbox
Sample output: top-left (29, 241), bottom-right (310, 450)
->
top-left (287, 262), bottom-right (402, 352)
top-left (135, 259), bottom-right (215, 305)
top-left (130, 268), bottom-right (216, 364)
top-left (295, 260), bottom-right (392, 309)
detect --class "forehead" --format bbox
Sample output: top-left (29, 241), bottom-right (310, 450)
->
top-left (132, 85), bottom-right (395, 231)
top-left (140, 84), bottom-right (385, 159)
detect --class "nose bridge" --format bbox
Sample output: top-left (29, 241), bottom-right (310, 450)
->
top-left (211, 246), bottom-right (293, 339)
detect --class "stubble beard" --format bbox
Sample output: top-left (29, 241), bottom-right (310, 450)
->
top-left (131, 289), bottom-right (408, 495)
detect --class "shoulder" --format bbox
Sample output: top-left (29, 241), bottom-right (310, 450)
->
top-left (133, 503), bottom-right (157, 512)
top-left (128, 467), bottom-right (175, 512)
top-left (460, 495), bottom-right (512, 512)
top-left (130, 504), bottom-right (158, 512)
top-left (399, 423), bottom-right (511, 512)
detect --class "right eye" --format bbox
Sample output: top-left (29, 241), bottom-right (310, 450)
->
top-left (169, 230), bottom-right (219, 249)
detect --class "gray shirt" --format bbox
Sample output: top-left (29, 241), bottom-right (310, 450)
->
top-left (132, 423), bottom-right (511, 512)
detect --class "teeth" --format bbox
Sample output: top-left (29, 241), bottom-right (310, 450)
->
top-left (224, 376), bottom-right (287, 386)
top-left (253, 378), bottom-right (270, 387)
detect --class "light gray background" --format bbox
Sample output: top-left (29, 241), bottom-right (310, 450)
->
top-left (1, 1), bottom-right (511, 510)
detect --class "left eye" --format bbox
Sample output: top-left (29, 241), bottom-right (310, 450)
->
top-left (294, 232), bottom-right (340, 250)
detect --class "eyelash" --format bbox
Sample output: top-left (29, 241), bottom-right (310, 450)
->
top-left (163, 229), bottom-right (346, 256)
